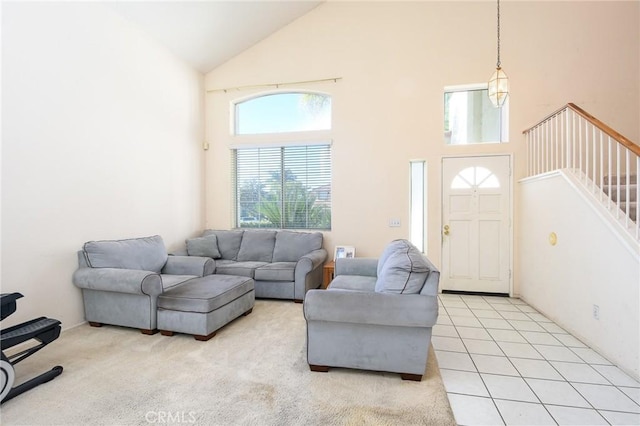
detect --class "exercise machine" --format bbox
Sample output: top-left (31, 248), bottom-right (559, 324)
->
top-left (1, 292), bottom-right (63, 403)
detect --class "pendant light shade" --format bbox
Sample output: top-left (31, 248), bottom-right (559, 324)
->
top-left (488, 66), bottom-right (509, 107)
top-left (488, 0), bottom-right (508, 107)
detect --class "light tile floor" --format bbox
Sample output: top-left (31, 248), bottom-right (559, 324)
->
top-left (434, 293), bottom-right (640, 426)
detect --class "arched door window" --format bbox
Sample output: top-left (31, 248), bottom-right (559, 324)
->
top-left (451, 166), bottom-right (500, 189)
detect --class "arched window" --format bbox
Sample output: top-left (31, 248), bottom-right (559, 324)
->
top-left (231, 92), bottom-right (332, 230)
top-left (235, 92), bottom-right (331, 135)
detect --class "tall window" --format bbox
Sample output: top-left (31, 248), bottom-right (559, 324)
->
top-left (444, 84), bottom-right (509, 144)
top-left (232, 92), bottom-right (332, 230)
top-left (410, 160), bottom-right (426, 253)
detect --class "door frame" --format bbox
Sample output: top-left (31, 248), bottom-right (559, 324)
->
top-left (440, 154), bottom-right (514, 296)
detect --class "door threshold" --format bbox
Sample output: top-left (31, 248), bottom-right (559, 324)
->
top-left (441, 290), bottom-right (509, 297)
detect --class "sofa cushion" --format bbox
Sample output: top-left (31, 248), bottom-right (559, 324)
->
top-left (215, 261), bottom-right (268, 278)
top-left (375, 241), bottom-right (430, 294)
top-left (83, 235), bottom-right (167, 273)
top-left (272, 231), bottom-right (323, 262)
top-left (254, 262), bottom-right (296, 281)
top-left (237, 230), bottom-right (277, 262)
top-left (186, 234), bottom-right (221, 259)
top-left (202, 230), bottom-right (243, 260)
top-left (377, 239), bottom-right (413, 278)
top-left (329, 275), bottom-right (377, 292)
top-left (160, 274), bottom-right (197, 291)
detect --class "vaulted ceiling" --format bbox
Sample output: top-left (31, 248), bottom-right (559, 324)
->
top-left (107, 1), bottom-right (323, 73)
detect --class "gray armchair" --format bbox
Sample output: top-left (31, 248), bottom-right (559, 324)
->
top-left (73, 235), bottom-right (214, 334)
top-left (303, 239), bottom-right (439, 381)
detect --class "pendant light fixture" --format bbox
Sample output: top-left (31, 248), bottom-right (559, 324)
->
top-left (488, 0), bottom-right (508, 107)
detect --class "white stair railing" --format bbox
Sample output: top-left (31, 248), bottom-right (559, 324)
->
top-left (524, 103), bottom-right (639, 240)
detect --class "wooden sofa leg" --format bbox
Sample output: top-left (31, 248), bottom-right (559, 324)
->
top-left (140, 329), bottom-right (158, 335)
top-left (309, 364), bottom-right (329, 373)
top-left (400, 373), bottom-right (423, 382)
top-left (243, 308), bottom-right (253, 316)
top-left (194, 331), bottom-right (216, 341)
top-left (160, 330), bottom-right (174, 336)
top-left (88, 322), bottom-right (103, 328)
top-left (293, 299), bottom-right (303, 304)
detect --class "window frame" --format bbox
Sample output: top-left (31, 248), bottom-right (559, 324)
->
top-left (444, 83), bottom-right (509, 145)
top-left (230, 91), bottom-right (333, 230)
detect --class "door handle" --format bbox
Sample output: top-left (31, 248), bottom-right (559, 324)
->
top-left (443, 225), bottom-right (450, 236)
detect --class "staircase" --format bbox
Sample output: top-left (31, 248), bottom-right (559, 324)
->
top-left (523, 103), bottom-right (639, 240)
top-left (603, 174), bottom-right (637, 222)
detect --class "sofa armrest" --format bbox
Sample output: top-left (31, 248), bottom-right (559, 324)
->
top-left (162, 255), bottom-right (214, 277)
top-left (293, 249), bottom-right (328, 300)
top-left (303, 289), bottom-right (438, 328)
top-left (335, 258), bottom-right (378, 277)
top-left (72, 268), bottom-right (163, 296)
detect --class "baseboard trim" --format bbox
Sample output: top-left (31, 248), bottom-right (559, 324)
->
top-left (441, 290), bottom-right (509, 297)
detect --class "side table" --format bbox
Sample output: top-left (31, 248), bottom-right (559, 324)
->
top-left (322, 260), bottom-right (335, 289)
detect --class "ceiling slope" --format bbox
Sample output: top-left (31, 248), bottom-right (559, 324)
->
top-left (107, 1), bottom-right (323, 73)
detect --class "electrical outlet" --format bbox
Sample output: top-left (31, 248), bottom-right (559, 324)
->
top-left (593, 304), bottom-right (600, 320)
top-left (389, 218), bottom-right (401, 227)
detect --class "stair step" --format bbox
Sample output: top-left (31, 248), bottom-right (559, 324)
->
top-left (603, 184), bottom-right (638, 202)
top-left (616, 201), bottom-right (637, 222)
top-left (603, 174), bottom-right (638, 185)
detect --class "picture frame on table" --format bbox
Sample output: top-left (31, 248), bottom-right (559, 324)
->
top-left (334, 245), bottom-right (356, 260)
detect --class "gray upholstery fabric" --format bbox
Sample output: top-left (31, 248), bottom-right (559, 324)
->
top-left (202, 230), bottom-right (244, 260)
top-left (375, 242), bottom-right (430, 294)
top-left (237, 230), bottom-right (277, 262)
top-left (215, 261), bottom-right (268, 278)
top-left (81, 290), bottom-right (159, 330)
top-left (329, 275), bottom-right (376, 292)
top-left (83, 235), bottom-right (168, 273)
top-left (157, 291), bottom-right (255, 337)
top-left (160, 275), bottom-right (197, 290)
top-left (294, 249), bottom-right (327, 300)
top-left (272, 231), bottom-right (323, 262)
top-left (306, 321), bottom-right (432, 376)
top-left (74, 235), bottom-right (214, 332)
top-left (419, 257), bottom-right (441, 297)
top-left (303, 242), bottom-right (440, 378)
top-left (185, 234), bottom-right (221, 259)
top-left (166, 229), bottom-right (326, 301)
top-left (162, 255), bottom-right (214, 277)
top-left (158, 275), bottom-right (254, 313)
top-left (253, 280), bottom-right (294, 300)
top-left (254, 262), bottom-right (296, 281)
top-left (376, 239), bottom-right (412, 277)
top-left (73, 268), bottom-right (163, 296)
top-left (335, 258), bottom-right (378, 277)
top-left (305, 289), bottom-right (438, 327)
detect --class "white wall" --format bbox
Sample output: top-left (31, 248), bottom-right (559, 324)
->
top-left (204, 1), bottom-right (640, 297)
top-left (519, 171), bottom-right (639, 380)
top-left (1, 3), bottom-right (205, 328)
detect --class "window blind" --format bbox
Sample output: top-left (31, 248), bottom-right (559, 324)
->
top-left (232, 144), bottom-right (331, 230)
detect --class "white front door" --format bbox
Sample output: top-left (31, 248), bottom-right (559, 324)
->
top-left (441, 155), bottom-right (511, 294)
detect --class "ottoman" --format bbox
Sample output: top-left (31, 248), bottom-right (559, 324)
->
top-left (157, 275), bottom-right (255, 341)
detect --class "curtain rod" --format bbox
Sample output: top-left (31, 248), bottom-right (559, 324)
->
top-left (207, 77), bottom-right (342, 93)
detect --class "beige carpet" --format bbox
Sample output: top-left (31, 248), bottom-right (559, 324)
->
top-left (1, 300), bottom-right (455, 426)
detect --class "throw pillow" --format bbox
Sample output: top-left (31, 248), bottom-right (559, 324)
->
top-left (186, 234), bottom-right (221, 259)
top-left (375, 243), bottom-right (430, 294)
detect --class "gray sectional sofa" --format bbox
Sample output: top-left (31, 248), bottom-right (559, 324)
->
top-left (183, 229), bottom-right (327, 302)
top-left (73, 230), bottom-right (327, 335)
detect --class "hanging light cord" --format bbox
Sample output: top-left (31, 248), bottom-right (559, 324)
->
top-left (496, 0), bottom-right (501, 68)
